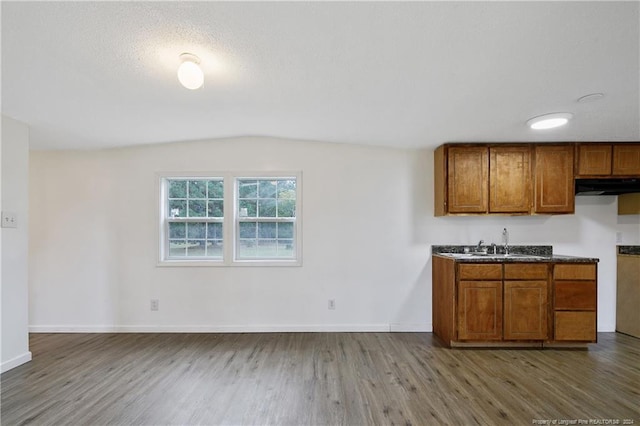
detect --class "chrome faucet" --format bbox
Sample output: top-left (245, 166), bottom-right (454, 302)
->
top-left (502, 228), bottom-right (509, 255)
top-left (476, 239), bottom-right (484, 252)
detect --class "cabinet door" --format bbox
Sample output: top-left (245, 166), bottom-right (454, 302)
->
top-left (577, 144), bottom-right (612, 176)
top-left (489, 146), bottom-right (531, 213)
top-left (447, 147), bottom-right (488, 213)
top-left (504, 281), bottom-right (548, 340)
top-left (534, 145), bottom-right (575, 214)
top-left (612, 144), bottom-right (640, 175)
top-left (457, 281), bottom-right (502, 340)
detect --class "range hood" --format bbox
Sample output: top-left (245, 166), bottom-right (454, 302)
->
top-left (575, 178), bottom-right (640, 196)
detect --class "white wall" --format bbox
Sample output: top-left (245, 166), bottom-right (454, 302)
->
top-left (28, 138), bottom-right (636, 333)
top-left (29, 137), bottom-right (428, 332)
top-left (1, 115), bottom-right (31, 372)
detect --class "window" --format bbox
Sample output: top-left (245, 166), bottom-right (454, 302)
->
top-left (164, 178), bottom-right (224, 260)
top-left (159, 173), bottom-right (300, 266)
top-left (236, 178), bottom-right (297, 260)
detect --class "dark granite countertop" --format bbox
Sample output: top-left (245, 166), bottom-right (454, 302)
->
top-left (618, 246), bottom-right (640, 255)
top-left (432, 245), bottom-right (598, 263)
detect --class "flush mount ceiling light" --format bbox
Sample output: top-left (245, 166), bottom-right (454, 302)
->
top-left (526, 112), bottom-right (573, 130)
top-left (177, 53), bottom-right (204, 90)
top-left (577, 93), bottom-right (605, 103)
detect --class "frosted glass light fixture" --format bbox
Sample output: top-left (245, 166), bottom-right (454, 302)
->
top-left (527, 112), bottom-right (573, 130)
top-left (177, 53), bottom-right (204, 90)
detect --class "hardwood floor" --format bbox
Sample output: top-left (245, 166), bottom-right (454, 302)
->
top-left (1, 332), bottom-right (639, 425)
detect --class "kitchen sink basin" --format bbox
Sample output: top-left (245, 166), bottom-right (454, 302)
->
top-left (442, 253), bottom-right (546, 260)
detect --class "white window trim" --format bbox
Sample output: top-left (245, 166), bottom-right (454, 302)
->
top-left (157, 171), bottom-right (302, 267)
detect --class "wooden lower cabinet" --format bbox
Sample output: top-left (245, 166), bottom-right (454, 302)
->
top-left (552, 264), bottom-right (597, 343)
top-left (458, 281), bottom-right (503, 340)
top-left (432, 256), bottom-right (598, 348)
top-left (504, 280), bottom-right (547, 340)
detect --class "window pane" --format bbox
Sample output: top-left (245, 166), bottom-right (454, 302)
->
top-left (239, 200), bottom-right (257, 217)
top-left (208, 200), bottom-right (224, 217)
top-left (189, 200), bottom-right (207, 217)
top-left (277, 180), bottom-right (296, 199)
top-left (168, 180), bottom-right (187, 198)
top-left (277, 199), bottom-right (296, 218)
top-left (169, 240), bottom-right (187, 257)
top-left (239, 180), bottom-right (257, 198)
top-left (186, 240), bottom-right (206, 256)
top-left (189, 180), bottom-right (207, 198)
top-left (239, 222), bottom-right (257, 238)
top-left (238, 239), bottom-right (257, 257)
top-left (187, 223), bottom-right (206, 239)
top-left (169, 222), bottom-right (186, 238)
top-left (206, 240), bottom-right (223, 257)
top-left (258, 199), bottom-right (276, 217)
top-left (207, 222), bottom-right (223, 239)
top-left (208, 180), bottom-right (224, 198)
top-left (258, 222), bottom-right (277, 238)
top-left (277, 240), bottom-right (294, 257)
top-left (277, 222), bottom-right (293, 238)
top-left (169, 200), bottom-right (187, 218)
top-left (259, 180), bottom-right (277, 198)
top-left (257, 240), bottom-right (277, 257)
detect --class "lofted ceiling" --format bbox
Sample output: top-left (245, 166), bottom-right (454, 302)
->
top-left (1, 1), bottom-right (639, 151)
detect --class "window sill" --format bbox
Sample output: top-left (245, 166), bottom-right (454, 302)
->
top-left (157, 259), bottom-right (302, 267)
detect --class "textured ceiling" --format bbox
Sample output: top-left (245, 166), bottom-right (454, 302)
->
top-left (2, 1), bottom-right (639, 150)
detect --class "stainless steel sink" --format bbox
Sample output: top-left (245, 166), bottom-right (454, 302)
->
top-left (442, 253), bottom-right (546, 260)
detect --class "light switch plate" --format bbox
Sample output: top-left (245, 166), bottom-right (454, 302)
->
top-left (1, 211), bottom-right (17, 228)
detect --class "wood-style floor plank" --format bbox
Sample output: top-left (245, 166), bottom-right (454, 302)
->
top-left (1, 332), bottom-right (639, 425)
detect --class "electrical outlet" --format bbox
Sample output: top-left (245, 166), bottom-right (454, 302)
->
top-left (1, 211), bottom-right (17, 228)
top-left (328, 299), bottom-right (335, 310)
top-left (150, 299), bottom-right (159, 311)
top-left (616, 232), bottom-right (623, 244)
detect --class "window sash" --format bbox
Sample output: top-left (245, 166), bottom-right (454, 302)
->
top-left (234, 177), bottom-right (297, 261)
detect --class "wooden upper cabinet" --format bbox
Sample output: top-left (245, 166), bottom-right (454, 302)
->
top-left (613, 144), bottom-right (640, 175)
top-left (489, 146), bottom-right (531, 213)
top-left (434, 142), bottom-right (640, 216)
top-left (435, 144), bottom-right (530, 216)
top-left (577, 144), bottom-right (612, 176)
top-left (576, 143), bottom-right (640, 176)
top-left (446, 146), bottom-right (488, 213)
top-left (533, 145), bottom-right (575, 214)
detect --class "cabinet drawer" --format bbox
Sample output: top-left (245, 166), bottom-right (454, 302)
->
top-left (504, 263), bottom-right (548, 279)
top-left (554, 264), bottom-right (596, 280)
top-left (554, 281), bottom-right (596, 310)
top-left (554, 311), bottom-right (596, 341)
top-left (459, 264), bottom-right (502, 280)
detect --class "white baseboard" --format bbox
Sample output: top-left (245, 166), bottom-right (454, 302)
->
top-left (30, 324), bottom-right (400, 333)
top-left (389, 323), bottom-right (432, 332)
top-left (1, 351), bottom-right (32, 373)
